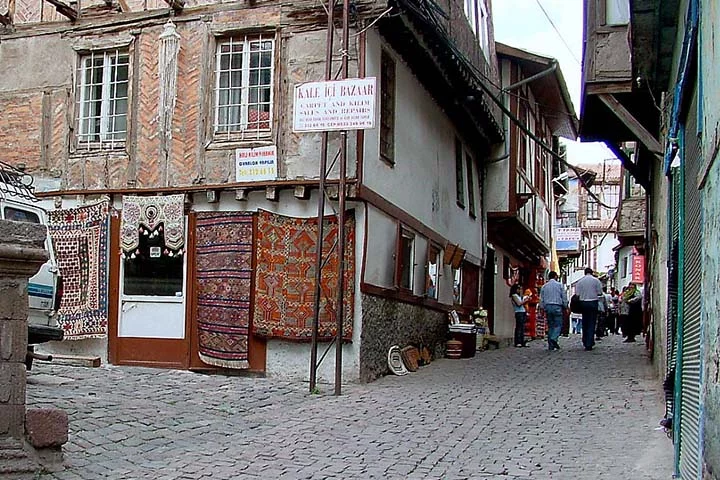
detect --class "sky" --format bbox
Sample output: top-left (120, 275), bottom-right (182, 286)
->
top-left (491, 0), bottom-right (618, 165)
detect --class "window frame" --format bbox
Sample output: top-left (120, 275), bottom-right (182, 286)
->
top-left (477, 0), bottom-right (490, 58)
top-left (380, 49), bottom-right (396, 165)
top-left (425, 243), bottom-right (442, 300)
top-left (211, 32), bottom-right (276, 142)
top-left (465, 150), bottom-right (476, 218)
top-left (395, 226), bottom-right (415, 292)
top-left (452, 267), bottom-right (463, 305)
top-left (586, 193), bottom-right (600, 220)
top-left (455, 137), bottom-right (465, 208)
top-left (75, 48), bottom-right (130, 151)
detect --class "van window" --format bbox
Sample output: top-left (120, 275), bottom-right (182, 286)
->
top-left (4, 206), bottom-right (41, 224)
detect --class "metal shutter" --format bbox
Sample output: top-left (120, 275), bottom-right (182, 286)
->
top-left (679, 87), bottom-right (703, 480)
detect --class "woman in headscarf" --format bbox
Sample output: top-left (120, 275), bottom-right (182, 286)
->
top-left (621, 283), bottom-right (643, 342)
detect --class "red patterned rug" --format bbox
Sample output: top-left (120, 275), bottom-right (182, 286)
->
top-left (47, 201), bottom-right (110, 339)
top-left (195, 212), bottom-right (253, 369)
top-left (253, 210), bottom-right (354, 341)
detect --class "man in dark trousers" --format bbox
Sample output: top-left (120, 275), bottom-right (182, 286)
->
top-left (539, 271), bottom-right (568, 351)
top-left (574, 267), bottom-right (603, 351)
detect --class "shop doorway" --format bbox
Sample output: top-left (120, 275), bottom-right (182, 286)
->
top-left (111, 216), bottom-right (190, 368)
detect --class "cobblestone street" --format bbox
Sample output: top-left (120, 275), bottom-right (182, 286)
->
top-left (26, 334), bottom-right (673, 479)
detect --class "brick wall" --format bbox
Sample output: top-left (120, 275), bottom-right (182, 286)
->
top-left (0, 92), bottom-right (42, 170)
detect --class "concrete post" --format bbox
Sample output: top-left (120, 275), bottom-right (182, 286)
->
top-left (0, 220), bottom-right (49, 476)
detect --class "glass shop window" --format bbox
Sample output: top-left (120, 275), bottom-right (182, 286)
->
top-left (123, 231), bottom-right (183, 297)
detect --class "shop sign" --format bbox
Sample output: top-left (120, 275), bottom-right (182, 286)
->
top-left (293, 78), bottom-right (376, 132)
top-left (235, 146), bottom-right (277, 182)
top-left (555, 227), bottom-right (581, 251)
top-left (632, 255), bottom-right (645, 282)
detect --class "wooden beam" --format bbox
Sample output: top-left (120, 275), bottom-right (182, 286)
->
top-left (163, 0), bottom-right (184, 11)
top-left (597, 93), bottom-right (663, 157)
top-left (235, 188), bottom-right (249, 201)
top-left (44, 0), bottom-right (77, 21)
top-left (604, 142), bottom-right (649, 189)
top-left (293, 185), bottom-right (310, 199)
top-left (265, 186), bottom-right (278, 202)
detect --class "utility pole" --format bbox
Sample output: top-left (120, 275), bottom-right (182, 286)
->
top-left (309, 0), bottom-right (351, 396)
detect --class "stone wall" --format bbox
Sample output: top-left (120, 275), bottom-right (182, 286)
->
top-left (701, 159), bottom-right (720, 480)
top-left (359, 294), bottom-right (448, 383)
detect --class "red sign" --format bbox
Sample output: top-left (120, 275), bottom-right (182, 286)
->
top-left (632, 255), bottom-right (645, 283)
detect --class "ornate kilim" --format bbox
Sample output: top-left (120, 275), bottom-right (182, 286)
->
top-left (47, 201), bottom-right (110, 339)
top-left (121, 194), bottom-right (185, 254)
top-left (195, 212), bottom-right (253, 369)
top-left (253, 210), bottom-right (354, 341)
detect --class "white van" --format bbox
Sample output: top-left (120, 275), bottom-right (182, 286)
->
top-left (0, 183), bottom-right (61, 328)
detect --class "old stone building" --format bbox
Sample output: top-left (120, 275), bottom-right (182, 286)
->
top-left (0, 0), bottom-right (503, 382)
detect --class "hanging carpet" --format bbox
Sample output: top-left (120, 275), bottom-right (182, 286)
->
top-left (194, 212), bottom-right (253, 369)
top-left (47, 201), bottom-right (110, 339)
top-left (253, 210), bottom-right (354, 341)
top-left (121, 194), bottom-right (185, 255)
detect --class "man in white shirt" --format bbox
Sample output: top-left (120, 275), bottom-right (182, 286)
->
top-left (574, 267), bottom-right (603, 351)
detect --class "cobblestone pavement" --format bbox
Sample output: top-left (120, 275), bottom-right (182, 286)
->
top-left (26, 334), bottom-right (674, 479)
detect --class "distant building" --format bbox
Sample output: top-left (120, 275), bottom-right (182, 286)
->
top-left (556, 161), bottom-right (620, 286)
top-left (485, 43), bottom-right (577, 340)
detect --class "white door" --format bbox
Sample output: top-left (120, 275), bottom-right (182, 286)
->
top-left (119, 224), bottom-right (187, 340)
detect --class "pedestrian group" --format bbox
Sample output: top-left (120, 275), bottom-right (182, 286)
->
top-left (510, 267), bottom-right (644, 351)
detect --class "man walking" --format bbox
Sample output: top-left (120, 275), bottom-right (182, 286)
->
top-left (575, 267), bottom-right (603, 351)
top-left (539, 271), bottom-right (568, 351)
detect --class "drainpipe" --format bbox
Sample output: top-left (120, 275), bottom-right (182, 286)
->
top-left (504, 60), bottom-right (557, 92)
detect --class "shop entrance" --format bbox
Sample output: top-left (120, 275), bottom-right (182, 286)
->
top-left (111, 216), bottom-right (189, 368)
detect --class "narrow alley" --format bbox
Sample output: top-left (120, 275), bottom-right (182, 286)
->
top-left (26, 335), bottom-right (673, 480)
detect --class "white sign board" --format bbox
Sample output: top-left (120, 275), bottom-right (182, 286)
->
top-left (293, 77), bottom-right (377, 132)
top-left (555, 227), bottom-right (582, 242)
top-left (235, 146), bottom-right (278, 182)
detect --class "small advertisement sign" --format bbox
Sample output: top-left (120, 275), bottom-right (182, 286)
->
top-left (293, 78), bottom-right (377, 132)
top-left (632, 255), bottom-right (645, 283)
top-left (555, 227), bottom-right (581, 251)
top-left (235, 146), bottom-right (277, 182)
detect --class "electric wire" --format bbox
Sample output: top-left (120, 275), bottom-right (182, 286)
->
top-left (391, 0), bottom-right (615, 209)
top-left (534, 0), bottom-right (581, 65)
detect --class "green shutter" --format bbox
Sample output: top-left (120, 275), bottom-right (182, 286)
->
top-left (678, 87), bottom-right (703, 480)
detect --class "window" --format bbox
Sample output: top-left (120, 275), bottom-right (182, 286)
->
top-left (397, 229), bottom-right (415, 290)
top-left (3, 206), bottom-right (41, 223)
top-left (123, 231), bottom-right (184, 297)
top-left (77, 49), bottom-right (129, 148)
top-left (605, 0), bottom-right (630, 25)
top-left (455, 137), bottom-right (465, 207)
top-left (477, 0), bottom-right (489, 57)
top-left (426, 244), bottom-right (441, 299)
top-left (380, 50), bottom-right (396, 164)
top-left (215, 35), bottom-right (274, 137)
top-left (465, 151), bottom-right (476, 217)
top-left (452, 267), bottom-right (462, 305)
top-left (586, 196), bottom-right (600, 219)
top-left (463, 0), bottom-right (477, 34)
